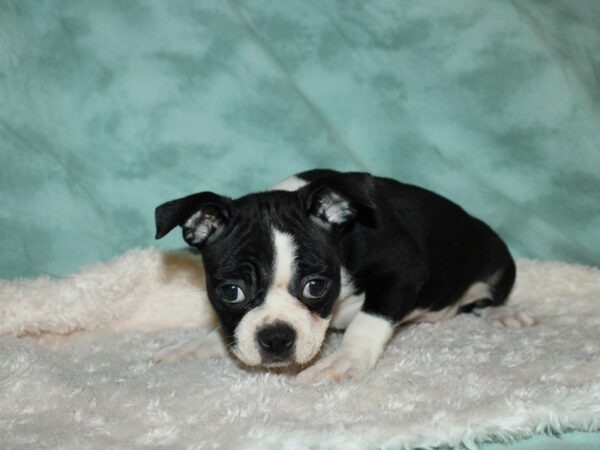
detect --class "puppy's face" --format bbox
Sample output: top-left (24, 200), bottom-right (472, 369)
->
top-left (202, 197), bottom-right (341, 366)
top-left (155, 174), bottom-right (375, 367)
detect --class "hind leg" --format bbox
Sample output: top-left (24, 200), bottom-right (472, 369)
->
top-left (460, 259), bottom-right (537, 328)
top-left (460, 257), bottom-right (515, 310)
top-left (479, 306), bottom-right (537, 328)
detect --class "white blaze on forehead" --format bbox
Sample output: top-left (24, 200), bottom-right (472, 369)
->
top-left (231, 227), bottom-right (330, 366)
top-left (272, 229), bottom-right (296, 287)
top-left (269, 176), bottom-right (308, 192)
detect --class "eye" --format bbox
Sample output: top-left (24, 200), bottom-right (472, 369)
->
top-left (302, 278), bottom-right (329, 299)
top-left (219, 284), bottom-right (246, 304)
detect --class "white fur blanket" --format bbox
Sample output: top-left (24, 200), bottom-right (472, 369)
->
top-left (1, 249), bottom-right (600, 449)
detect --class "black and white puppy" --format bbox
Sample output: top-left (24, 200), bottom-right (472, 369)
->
top-left (155, 169), bottom-right (523, 383)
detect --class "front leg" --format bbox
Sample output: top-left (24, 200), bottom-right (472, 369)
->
top-left (296, 311), bottom-right (394, 384)
top-left (152, 328), bottom-right (227, 363)
top-left (297, 279), bottom-right (417, 384)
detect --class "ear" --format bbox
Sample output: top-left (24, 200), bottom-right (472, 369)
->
top-left (301, 172), bottom-right (376, 228)
top-left (155, 192), bottom-right (232, 247)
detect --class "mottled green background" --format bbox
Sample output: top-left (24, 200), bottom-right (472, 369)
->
top-left (1, 1), bottom-right (600, 447)
top-left (1, 0), bottom-right (599, 279)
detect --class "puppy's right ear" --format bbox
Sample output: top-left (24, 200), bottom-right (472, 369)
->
top-left (155, 192), bottom-right (232, 247)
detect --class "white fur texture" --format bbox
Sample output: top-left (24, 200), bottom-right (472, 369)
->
top-left (0, 248), bottom-right (217, 336)
top-left (2, 249), bottom-right (600, 449)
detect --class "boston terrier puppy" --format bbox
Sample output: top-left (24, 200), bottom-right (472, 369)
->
top-left (154, 169), bottom-right (526, 383)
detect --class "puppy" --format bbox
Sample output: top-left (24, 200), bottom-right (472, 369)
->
top-left (155, 169), bottom-right (526, 383)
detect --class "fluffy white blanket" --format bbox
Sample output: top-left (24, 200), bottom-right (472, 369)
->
top-left (1, 249), bottom-right (599, 449)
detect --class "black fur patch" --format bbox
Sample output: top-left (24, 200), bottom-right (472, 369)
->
top-left (155, 170), bottom-right (515, 343)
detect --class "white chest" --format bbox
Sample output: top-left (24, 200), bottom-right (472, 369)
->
top-left (330, 268), bottom-right (365, 330)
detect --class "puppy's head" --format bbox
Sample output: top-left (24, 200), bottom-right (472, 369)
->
top-left (155, 173), bottom-right (375, 367)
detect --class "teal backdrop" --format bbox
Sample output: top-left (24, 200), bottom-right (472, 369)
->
top-left (1, 0), bottom-right (599, 279)
top-left (1, 1), bottom-right (599, 447)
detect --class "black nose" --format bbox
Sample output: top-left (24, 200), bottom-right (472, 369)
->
top-left (256, 322), bottom-right (296, 359)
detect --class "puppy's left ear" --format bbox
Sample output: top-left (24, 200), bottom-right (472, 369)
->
top-left (155, 192), bottom-right (232, 247)
top-left (300, 172), bottom-right (376, 228)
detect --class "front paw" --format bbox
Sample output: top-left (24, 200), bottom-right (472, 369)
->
top-left (296, 347), bottom-right (374, 384)
top-left (152, 332), bottom-right (225, 364)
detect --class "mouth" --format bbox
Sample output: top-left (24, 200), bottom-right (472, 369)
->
top-left (262, 360), bottom-right (294, 368)
top-left (230, 344), bottom-right (318, 369)
top-left (233, 350), bottom-right (297, 368)
top-left (229, 347), bottom-right (298, 371)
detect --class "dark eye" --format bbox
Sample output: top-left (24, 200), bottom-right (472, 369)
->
top-left (302, 278), bottom-right (329, 299)
top-left (220, 284), bottom-right (246, 304)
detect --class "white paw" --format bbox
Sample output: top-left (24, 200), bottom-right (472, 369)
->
top-left (296, 347), bottom-right (374, 384)
top-left (479, 305), bottom-right (538, 328)
top-left (152, 332), bottom-right (226, 364)
top-left (23, 332), bottom-right (77, 350)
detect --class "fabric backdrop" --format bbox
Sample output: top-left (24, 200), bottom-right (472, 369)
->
top-left (1, 0), bottom-right (599, 279)
top-left (1, 1), bottom-right (599, 448)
